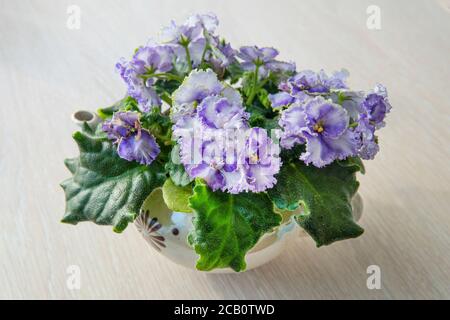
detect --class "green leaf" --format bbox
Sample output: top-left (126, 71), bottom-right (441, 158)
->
top-left (225, 62), bottom-right (244, 84)
top-left (97, 96), bottom-right (139, 119)
top-left (268, 161), bottom-right (363, 247)
top-left (246, 101), bottom-right (279, 130)
top-left (338, 157), bottom-right (366, 174)
top-left (165, 144), bottom-right (192, 187)
top-left (154, 79), bottom-right (181, 96)
top-left (60, 126), bottom-right (166, 232)
top-left (162, 178), bottom-right (193, 213)
top-left (257, 88), bottom-right (271, 108)
top-left (189, 180), bottom-right (282, 272)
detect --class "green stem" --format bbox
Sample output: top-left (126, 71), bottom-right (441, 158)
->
top-left (200, 43), bottom-right (209, 68)
top-left (246, 64), bottom-right (260, 105)
top-left (183, 44), bottom-right (193, 72)
top-left (152, 73), bottom-right (183, 82)
top-left (139, 72), bottom-right (182, 83)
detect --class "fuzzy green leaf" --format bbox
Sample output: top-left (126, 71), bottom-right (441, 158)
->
top-left (97, 96), bottom-right (139, 119)
top-left (189, 180), bottom-right (281, 272)
top-left (338, 156), bottom-right (366, 174)
top-left (162, 178), bottom-right (193, 213)
top-left (60, 126), bottom-right (166, 232)
top-left (268, 160), bottom-right (363, 247)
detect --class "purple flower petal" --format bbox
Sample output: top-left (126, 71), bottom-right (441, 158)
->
top-left (300, 130), bottom-right (358, 168)
top-left (117, 130), bottom-right (160, 165)
top-left (187, 163), bottom-right (225, 191)
top-left (280, 134), bottom-right (305, 149)
top-left (269, 92), bottom-right (295, 108)
top-left (185, 13), bottom-right (219, 34)
top-left (102, 111), bottom-right (140, 141)
top-left (362, 93), bottom-right (387, 123)
top-left (132, 45), bottom-right (174, 74)
top-left (237, 46), bottom-right (260, 62)
top-left (266, 60), bottom-right (296, 73)
top-left (304, 97), bottom-right (349, 138)
top-left (197, 96), bottom-right (248, 129)
top-left (355, 114), bottom-right (379, 160)
top-left (116, 45), bottom-right (173, 111)
top-left (237, 46), bottom-right (292, 78)
top-left (259, 47), bottom-right (279, 62)
top-left (287, 69), bottom-right (349, 95)
top-left (242, 128), bottom-right (281, 192)
top-left (279, 104), bottom-right (307, 133)
top-left (172, 69), bottom-right (223, 106)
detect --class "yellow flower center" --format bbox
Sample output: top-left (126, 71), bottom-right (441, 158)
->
top-left (313, 122), bottom-right (324, 133)
top-left (250, 153), bottom-right (259, 163)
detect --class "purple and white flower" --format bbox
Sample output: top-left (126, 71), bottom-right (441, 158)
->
top-left (353, 84), bottom-right (391, 159)
top-left (102, 111), bottom-right (160, 165)
top-left (300, 97), bottom-right (358, 167)
top-left (171, 69), bottom-right (242, 121)
top-left (285, 69), bottom-right (349, 95)
top-left (237, 46), bottom-right (295, 78)
top-left (279, 97), bottom-right (358, 167)
top-left (207, 38), bottom-right (237, 74)
top-left (161, 13), bottom-right (220, 69)
top-left (279, 102), bottom-right (307, 148)
top-left (116, 45), bottom-right (174, 112)
top-left (268, 69), bottom-right (348, 109)
top-left (197, 95), bottom-right (249, 130)
top-left (269, 91), bottom-right (309, 109)
top-left (131, 46), bottom-right (174, 79)
top-left (241, 127), bottom-right (281, 192)
top-left (181, 127), bottom-right (280, 193)
top-left (355, 113), bottom-right (379, 160)
top-left (360, 84), bottom-right (391, 128)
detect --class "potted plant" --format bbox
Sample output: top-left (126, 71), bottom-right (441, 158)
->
top-left (61, 13), bottom-right (391, 272)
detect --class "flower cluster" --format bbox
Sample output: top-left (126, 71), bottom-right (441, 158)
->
top-left (238, 46), bottom-right (295, 78)
top-left (172, 70), bottom-right (280, 193)
top-left (102, 111), bottom-right (160, 165)
top-left (105, 12), bottom-right (391, 189)
top-left (116, 46), bottom-right (174, 112)
top-left (274, 69), bottom-right (391, 166)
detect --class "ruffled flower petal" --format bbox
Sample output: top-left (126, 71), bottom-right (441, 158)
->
top-left (279, 104), bottom-right (307, 133)
top-left (304, 97), bottom-right (349, 138)
top-left (187, 163), bottom-right (225, 191)
top-left (197, 96), bottom-right (248, 130)
top-left (172, 69), bottom-right (223, 106)
top-left (117, 130), bottom-right (160, 165)
top-left (237, 46), bottom-right (294, 78)
top-left (268, 92), bottom-right (295, 109)
top-left (300, 130), bottom-right (358, 168)
top-left (266, 60), bottom-right (296, 73)
top-left (287, 69), bottom-right (349, 95)
top-left (360, 85), bottom-right (391, 128)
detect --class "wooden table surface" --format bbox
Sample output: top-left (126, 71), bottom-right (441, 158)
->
top-left (1, 0), bottom-right (449, 299)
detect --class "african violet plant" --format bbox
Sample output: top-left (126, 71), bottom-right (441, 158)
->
top-left (61, 13), bottom-right (391, 272)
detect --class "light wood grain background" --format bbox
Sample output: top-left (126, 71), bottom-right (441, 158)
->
top-left (0, 0), bottom-right (449, 299)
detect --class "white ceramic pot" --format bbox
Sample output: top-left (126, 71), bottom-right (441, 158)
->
top-left (135, 188), bottom-right (363, 273)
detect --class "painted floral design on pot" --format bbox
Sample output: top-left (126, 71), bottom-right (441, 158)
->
top-left (134, 211), bottom-right (166, 251)
top-left (134, 187), bottom-right (363, 273)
